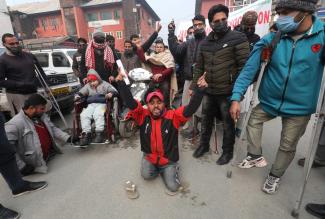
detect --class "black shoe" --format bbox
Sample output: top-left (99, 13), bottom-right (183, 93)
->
top-left (79, 133), bottom-right (92, 146)
top-left (305, 203), bottom-right (325, 218)
top-left (298, 158), bottom-right (325, 168)
top-left (12, 181), bottom-right (47, 198)
top-left (193, 146), bottom-right (209, 158)
top-left (0, 204), bottom-right (20, 219)
top-left (216, 152), bottom-right (233, 165)
top-left (93, 132), bottom-right (105, 143)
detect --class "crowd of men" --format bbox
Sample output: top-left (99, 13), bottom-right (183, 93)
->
top-left (1, 0), bottom-right (325, 218)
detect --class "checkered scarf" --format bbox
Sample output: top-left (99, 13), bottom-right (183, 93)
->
top-left (85, 40), bottom-right (115, 70)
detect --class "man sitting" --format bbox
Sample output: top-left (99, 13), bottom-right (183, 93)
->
top-left (5, 94), bottom-right (74, 175)
top-left (75, 69), bottom-right (118, 146)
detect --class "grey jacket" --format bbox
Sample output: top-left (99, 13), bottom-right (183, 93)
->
top-left (78, 69), bottom-right (118, 98)
top-left (5, 110), bottom-right (70, 173)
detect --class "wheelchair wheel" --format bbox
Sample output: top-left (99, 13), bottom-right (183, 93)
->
top-left (119, 120), bottom-right (136, 138)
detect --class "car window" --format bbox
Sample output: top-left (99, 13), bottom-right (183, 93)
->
top-left (34, 53), bottom-right (49, 67)
top-left (52, 52), bottom-right (70, 67)
top-left (0, 47), bottom-right (5, 55)
top-left (67, 50), bottom-right (76, 59)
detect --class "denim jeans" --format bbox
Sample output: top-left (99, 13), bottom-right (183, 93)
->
top-left (199, 94), bottom-right (235, 153)
top-left (141, 156), bottom-right (180, 192)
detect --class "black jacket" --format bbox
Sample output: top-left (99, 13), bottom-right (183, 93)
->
top-left (168, 33), bottom-right (206, 81)
top-left (234, 25), bottom-right (260, 51)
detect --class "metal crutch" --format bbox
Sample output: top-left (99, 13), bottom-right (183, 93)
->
top-left (34, 64), bottom-right (69, 130)
top-left (291, 68), bottom-right (325, 218)
top-left (226, 49), bottom-right (271, 178)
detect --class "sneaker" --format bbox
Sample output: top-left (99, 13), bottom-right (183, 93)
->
top-left (79, 132), bottom-right (92, 146)
top-left (0, 204), bottom-right (20, 219)
top-left (262, 174), bottom-right (280, 194)
top-left (12, 181), bottom-right (47, 198)
top-left (238, 156), bottom-right (267, 169)
top-left (93, 132), bottom-right (105, 143)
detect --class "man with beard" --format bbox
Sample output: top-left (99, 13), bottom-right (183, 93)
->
top-left (115, 69), bottom-right (208, 193)
top-left (80, 32), bottom-right (116, 84)
top-left (191, 5), bottom-right (250, 164)
top-left (72, 38), bottom-right (87, 84)
top-left (0, 33), bottom-right (47, 117)
top-left (5, 94), bottom-right (75, 175)
top-left (106, 34), bottom-right (121, 60)
top-left (168, 15), bottom-right (207, 140)
top-left (234, 11), bottom-right (260, 51)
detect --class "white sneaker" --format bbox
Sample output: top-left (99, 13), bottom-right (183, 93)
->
top-left (238, 156), bottom-right (267, 168)
top-left (262, 174), bottom-right (280, 194)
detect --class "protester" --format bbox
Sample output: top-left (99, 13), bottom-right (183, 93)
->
top-left (72, 37), bottom-right (87, 83)
top-left (186, 26), bottom-right (195, 41)
top-left (0, 33), bottom-right (47, 117)
top-left (75, 69), bottom-right (118, 146)
top-left (106, 34), bottom-right (121, 59)
top-left (168, 15), bottom-right (207, 140)
top-left (0, 111), bottom-right (47, 218)
top-left (191, 5), bottom-right (250, 165)
top-left (5, 94), bottom-right (75, 175)
top-left (80, 32), bottom-right (116, 84)
top-left (137, 36), bottom-right (176, 108)
top-left (115, 69), bottom-right (208, 193)
top-left (234, 11), bottom-right (260, 51)
top-left (229, 0), bottom-right (323, 194)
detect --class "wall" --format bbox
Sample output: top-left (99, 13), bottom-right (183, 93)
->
top-left (74, 6), bottom-right (88, 40)
top-left (200, 0), bottom-right (232, 17)
top-left (33, 13), bottom-right (66, 38)
top-left (139, 6), bottom-right (156, 44)
top-left (0, 0), bottom-right (14, 44)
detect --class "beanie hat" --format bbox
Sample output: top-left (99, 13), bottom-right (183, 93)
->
top-left (208, 4), bottom-right (229, 23)
top-left (241, 11), bottom-right (258, 26)
top-left (275, 0), bottom-right (318, 13)
top-left (93, 31), bottom-right (105, 39)
top-left (87, 74), bottom-right (98, 81)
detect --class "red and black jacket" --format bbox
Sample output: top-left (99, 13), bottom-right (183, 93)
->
top-left (117, 80), bottom-right (204, 166)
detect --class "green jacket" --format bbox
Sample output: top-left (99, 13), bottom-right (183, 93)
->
top-left (192, 29), bottom-right (250, 95)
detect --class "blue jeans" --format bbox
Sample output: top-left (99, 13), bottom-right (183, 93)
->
top-left (141, 156), bottom-right (180, 192)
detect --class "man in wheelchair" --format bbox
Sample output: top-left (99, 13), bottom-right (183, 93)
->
top-left (75, 69), bottom-right (118, 146)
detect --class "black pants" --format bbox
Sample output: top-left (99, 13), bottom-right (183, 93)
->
top-left (199, 94), bottom-right (235, 153)
top-left (0, 112), bottom-right (26, 192)
top-left (149, 80), bottom-right (170, 108)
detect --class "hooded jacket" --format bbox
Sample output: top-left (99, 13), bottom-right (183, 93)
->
top-left (231, 16), bottom-right (325, 116)
top-left (78, 69), bottom-right (118, 104)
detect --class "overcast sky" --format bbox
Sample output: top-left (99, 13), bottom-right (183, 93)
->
top-left (5, 0), bottom-right (196, 41)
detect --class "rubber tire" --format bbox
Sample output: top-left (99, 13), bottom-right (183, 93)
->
top-left (119, 120), bottom-right (135, 138)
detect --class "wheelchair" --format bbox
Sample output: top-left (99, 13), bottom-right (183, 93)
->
top-left (72, 96), bottom-right (119, 145)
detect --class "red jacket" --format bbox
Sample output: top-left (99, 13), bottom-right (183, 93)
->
top-left (127, 101), bottom-right (189, 166)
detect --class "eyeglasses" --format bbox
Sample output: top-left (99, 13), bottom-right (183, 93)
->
top-left (211, 18), bottom-right (227, 24)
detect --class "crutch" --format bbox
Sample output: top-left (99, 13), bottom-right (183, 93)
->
top-left (226, 48), bottom-right (271, 178)
top-left (34, 64), bottom-right (69, 130)
top-left (291, 68), bottom-right (325, 218)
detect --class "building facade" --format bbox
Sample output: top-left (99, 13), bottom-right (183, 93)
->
top-left (9, 0), bottom-right (160, 50)
top-left (0, 0), bottom-right (14, 43)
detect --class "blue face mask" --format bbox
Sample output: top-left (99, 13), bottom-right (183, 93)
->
top-left (275, 15), bottom-right (305, 33)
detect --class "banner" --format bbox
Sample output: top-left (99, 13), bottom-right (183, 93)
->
top-left (176, 0), bottom-right (272, 41)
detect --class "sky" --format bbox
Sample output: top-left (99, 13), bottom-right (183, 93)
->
top-left (5, 0), bottom-right (196, 41)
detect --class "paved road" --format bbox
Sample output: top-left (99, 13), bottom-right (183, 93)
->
top-left (0, 113), bottom-right (324, 219)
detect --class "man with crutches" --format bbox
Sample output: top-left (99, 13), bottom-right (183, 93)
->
top-left (229, 0), bottom-right (324, 194)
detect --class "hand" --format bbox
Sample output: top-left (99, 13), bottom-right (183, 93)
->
top-left (188, 89), bottom-right (193, 97)
top-left (109, 76), bottom-right (115, 83)
top-left (152, 74), bottom-right (162, 82)
top-left (115, 68), bottom-right (124, 81)
top-left (105, 93), bottom-right (113, 99)
top-left (83, 78), bottom-right (88, 84)
top-left (156, 22), bottom-right (162, 33)
top-left (74, 95), bottom-right (81, 101)
top-left (197, 72), bottom-right (208, 88)
top-left (229, 101), bottom-right (241, 122)
top-left (168, 21), bottom-right (175, 34)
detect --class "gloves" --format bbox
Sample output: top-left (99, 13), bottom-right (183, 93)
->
top-left (20, 164), bottom-right (35, 176)
top-left (67, 135), bottom-right (79, 144)
top-left (168, 21), bottom-right (175, 34)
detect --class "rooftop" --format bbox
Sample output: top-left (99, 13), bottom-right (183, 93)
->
top-left (10, 0), bottom-right (60, 15)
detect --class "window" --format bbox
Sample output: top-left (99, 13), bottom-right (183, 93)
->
top-left (67, 51), bottom-right (76, 59)
top-left (34, 53), bottom-right (49, 67)
top-left (101, 11), bottom-right (112, 20)
top-left (41, 18), bottom-right (47, 30)
top-left (105, 32), bottom-right (114, 37)
top-left (116, 31), bottom-right (122, 39)
top-left (114, 10), bottom-right (120, 19)
top-left (52, 52), bottom-right (70, 67)
top-left (87, 13), bottom-right (98, 22)
top-left (50, 17), bottom-right (58, 26)
top-left (33, 19), bottom-right (39, 28)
